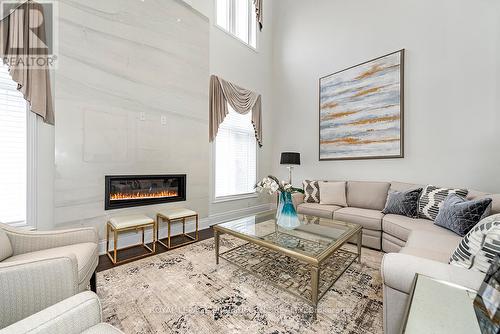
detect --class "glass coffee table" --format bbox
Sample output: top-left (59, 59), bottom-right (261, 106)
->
top-left (213, 210), bottom-right (362, 317)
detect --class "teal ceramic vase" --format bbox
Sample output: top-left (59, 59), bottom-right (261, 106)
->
top-left (276, 191), bottom-right (301, 230)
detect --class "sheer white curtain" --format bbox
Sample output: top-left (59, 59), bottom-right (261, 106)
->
top-left (0, 63), bottom-right (27, 225)
top-left (215, 105), bottom-right (257, 198)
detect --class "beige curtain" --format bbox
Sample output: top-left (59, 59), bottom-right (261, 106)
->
top-left (209, 75), bottom-right (262, 147)
top-left (0, 0), bottom-right (54, 125)
top-left (254, 0), bottom-right (263, 31)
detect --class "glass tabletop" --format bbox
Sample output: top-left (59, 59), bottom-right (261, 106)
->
top-left (402, 274), bottom-right (481, 334)
top-left (215, 210), bottom-right (360, 258)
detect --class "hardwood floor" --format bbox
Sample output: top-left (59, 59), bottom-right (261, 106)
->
top-left (97, 227), bottom-right (214, 272)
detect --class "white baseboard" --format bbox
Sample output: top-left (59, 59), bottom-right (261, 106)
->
top-left (98, 203), bottom-right (273, 255)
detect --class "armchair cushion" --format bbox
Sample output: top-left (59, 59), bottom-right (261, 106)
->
top-left (0, 256), bottom-right (78, 328)
top-left (3, 243), bottom-right (98, 290)
top-left (0, 230), bottom-right (12, 261)
top-left (0, 223), bottom-right (98, 256)
top-left (0, 292), bottom-right (117, 334)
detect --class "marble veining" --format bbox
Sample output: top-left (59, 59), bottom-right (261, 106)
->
top-left (54, 0), bottom-right (209, 238)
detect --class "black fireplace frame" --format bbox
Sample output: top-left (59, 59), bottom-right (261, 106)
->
top-left (105, 174), bottom-right (186, 210)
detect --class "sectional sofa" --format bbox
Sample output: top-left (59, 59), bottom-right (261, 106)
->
top-left (292, 180), bottom-right (500, 334)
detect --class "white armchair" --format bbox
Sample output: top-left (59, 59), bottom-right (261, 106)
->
top-left (0, 223), bottom-right (99, 328)
top-left (0, 291), bottom-right (123, 334)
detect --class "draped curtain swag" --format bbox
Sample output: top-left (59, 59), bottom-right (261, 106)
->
top-left (0, 0), bottom-right (55, 125)
top-left (253, 0), bottom-right (263, 31)
top-left (209, 75), bottom-right (262, 147)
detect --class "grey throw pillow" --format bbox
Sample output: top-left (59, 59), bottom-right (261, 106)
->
top-left (434, 194), bottom-right (493, 236)
top-left (303, 180), bottom-right (320, 203)
top-left (382, 188), bottom-right (423, 218)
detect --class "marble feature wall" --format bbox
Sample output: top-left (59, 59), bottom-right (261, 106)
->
top-left (54, 0), bottom-right (209, 237)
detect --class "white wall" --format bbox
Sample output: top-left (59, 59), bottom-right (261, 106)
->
top-left (271, 0), bottom-right (500, 193)
top-left (183, 0), bottom-right (275, 216)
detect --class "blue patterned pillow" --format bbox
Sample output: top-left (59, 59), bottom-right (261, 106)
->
top-left (435, 194), bottom-right (493, 236)
top-left (382, 188), bottom-right (423, 218)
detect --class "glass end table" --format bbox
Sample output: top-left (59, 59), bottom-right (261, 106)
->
top-left (401, 274), bottom-right (481, 334)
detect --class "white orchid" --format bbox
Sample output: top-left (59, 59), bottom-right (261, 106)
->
top-left (254, 175), bottom-right (304, 195)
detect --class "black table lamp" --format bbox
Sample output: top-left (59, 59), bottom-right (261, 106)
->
top-left (280, 152), bottom-right (301, 184)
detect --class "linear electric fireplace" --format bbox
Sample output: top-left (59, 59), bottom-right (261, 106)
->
top-left (105, 174), bottom-right (186, 210)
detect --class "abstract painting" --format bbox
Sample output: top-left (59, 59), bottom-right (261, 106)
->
top-left (319, 50), bottom-right (404, 160)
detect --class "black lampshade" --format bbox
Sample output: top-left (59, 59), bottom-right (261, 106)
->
top-left (280, 152), bottom-right (301, 165)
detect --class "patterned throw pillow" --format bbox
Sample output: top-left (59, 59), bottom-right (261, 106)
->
top-left (418, 185), bottom-right (468, 220)
top-left (382, 188), bottom-right (423, 218)
top-left (434, 194), bottom-right (492, 236)
top-left (303, 180), bottom-right (320, 203)
top-left (450, 214), bottom-right (500, 273)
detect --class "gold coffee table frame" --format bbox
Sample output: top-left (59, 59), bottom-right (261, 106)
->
top-left (106, 220), bottom-right (156, 265)
top-left (213, 212), bottom-right (362, 319)
top-left (156, 212), bottom-right (199, 249)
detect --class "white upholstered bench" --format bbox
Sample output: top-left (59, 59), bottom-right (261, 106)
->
top-left (106, 214), bottom-right (156, 265)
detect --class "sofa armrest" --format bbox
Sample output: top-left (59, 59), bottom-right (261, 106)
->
top-left (0, 256), bottom-right (79, 329)
top-left (0, 292), bottom-right (105, 334)
top-left (292, 192), bottom-right (305, 210)
top-left (2, 225), bottom-right (98, 255)
top-left (381, 253), bottom-right (485, 294)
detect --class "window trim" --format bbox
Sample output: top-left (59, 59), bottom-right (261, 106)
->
top-left (26, 109), bottom-right (38, 229)
top-left (214, 0), bottom-right (259, 52)
top-left (212, 124), bottom-right (259, 204)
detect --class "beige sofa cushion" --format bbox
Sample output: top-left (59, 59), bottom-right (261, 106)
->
top-left (382, 214), bottom-right (459, 242)
top-left (334, 207), bottom-right (383, 230)
top-left (297, 203), bottom-right (342, 219)
top-left (319, 181), bottom-right (347, 206)
top-left (4, 243), bottom-right (98, 284)
top-left (399, 230), bottom-right (461, 263)
top-left (0, 230), bottom-right (12, 261)
top-left (405, 230), bottom-right (461, 254)
top-left (381, 253), bottom-right (485, 294)
top-left (347, 181), bottom-right (390, 210)
top-left (400, 247), bottom-right (453, 263)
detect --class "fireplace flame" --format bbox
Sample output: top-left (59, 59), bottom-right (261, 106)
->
top-left (110, 190), bottom-right (178, 201)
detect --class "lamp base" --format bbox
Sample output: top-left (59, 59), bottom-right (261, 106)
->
top-left (286, 166), bottom-right (294, 185)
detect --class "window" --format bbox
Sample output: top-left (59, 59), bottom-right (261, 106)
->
top-left (0, 64), bottom-right (35, 227)
top-left (215, 106), bottom-right (257, 199)
top-left (216, 0), bottom-right (257, 49)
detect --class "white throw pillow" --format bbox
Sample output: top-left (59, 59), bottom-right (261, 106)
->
top-left (449, 213), bottom-right (500, 273)
top-left (319, 181), bottom-right (347, 206)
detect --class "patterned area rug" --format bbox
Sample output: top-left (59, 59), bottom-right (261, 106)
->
top-left (97, 236), bottom-right (384, 334)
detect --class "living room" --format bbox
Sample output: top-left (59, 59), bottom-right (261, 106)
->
top-left (0, 0), bottom-right (499, 333)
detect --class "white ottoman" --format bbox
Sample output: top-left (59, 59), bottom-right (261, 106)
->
top-left (106, 214), bottom-right (156, 265)
top-left (156, 208), bottom-right (199, 249)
